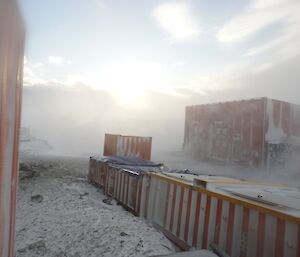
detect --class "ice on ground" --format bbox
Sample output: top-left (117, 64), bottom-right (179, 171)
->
top-left (15, 156), bottom-right (174, 257)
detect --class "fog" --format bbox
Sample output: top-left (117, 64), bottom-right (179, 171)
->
top-left (22, 85), bottom-right (188, 156)
top-left (21, 55), bottom-right (300, 159)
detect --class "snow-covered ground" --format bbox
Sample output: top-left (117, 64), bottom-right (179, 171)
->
top-left (15, 155), bottom-right (175, 257)
top-left (15, 147), bottom-right (299, 257)
top-left (20, 138), bottom-right (52, 156)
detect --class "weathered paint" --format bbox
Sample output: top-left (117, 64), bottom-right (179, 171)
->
top-left (0, 0), bottom-right (24, 256)
top-left (88, 156), bottom-right (161, 215)
top-left (265, 98), bottom-right (300, 168)
top-left (88, 159), bottom-right (108, 188)
top-left (89, 155), bottom-right (300, 256)
top-left (184, 98), bottom-right (300, 168)
top-left (103, 133), bottom-right (152, 160)
top-left (146, 173), bottom-right (300, 257)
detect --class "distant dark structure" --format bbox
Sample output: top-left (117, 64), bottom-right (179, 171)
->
top-left (183, 98), bottom-right (300, 168)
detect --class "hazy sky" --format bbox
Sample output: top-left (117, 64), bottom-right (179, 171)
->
top-left (20, 0), bottom-right (300, 104)
top-left (19, 0), bottom-right (300, 155)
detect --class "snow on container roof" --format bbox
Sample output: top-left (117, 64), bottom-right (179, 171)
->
top-left (102, 156), bottom-right (160, 167)
top-left (220, 186), bottom-right (300, 211)
top-left (91, 155), bottom-right (165, 174)
top-left (112, 164), bottom-right (164, 174)
top-left (186, 97), bottom-right (299, 108)
top-left (162, 172), bottom-right (300, 217)
top-left (163, 173), bottom-right (243, 185)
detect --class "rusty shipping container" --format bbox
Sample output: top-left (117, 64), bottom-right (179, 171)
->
top-left (89, 156), bottom-right (163, 215)
top-left (146, 172), bottom-right (300, 257)
top-left (0, 0), bottom-right (25, 256)
top-left (88, 155), bottom-right (300, 256)
top-left (103, 133), bottom-right (152, 160)
top-left (183, 98), bottom-right (300, 168)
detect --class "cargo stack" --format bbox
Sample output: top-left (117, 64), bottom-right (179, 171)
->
top-left (89, 133), bottom-right (300, 257)
top-left (88, 155), bottom-right (163, 215)
top-left (89, 133), bottom-right (162, 216)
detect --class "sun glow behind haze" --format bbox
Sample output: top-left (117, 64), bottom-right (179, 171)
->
top-left (71, 60), bottom-right (167, 108)
top-left (25, 56), bottom-right (170, 108)
top-left (20, 0), bottom-right (300, 158)
top-left (22, 0), bottom-right (300, 109)
top-left (101, 60), bottom-right (164, 105)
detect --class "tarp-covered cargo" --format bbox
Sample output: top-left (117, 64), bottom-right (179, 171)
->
top-left (89, 156), bottom-right (163, 215)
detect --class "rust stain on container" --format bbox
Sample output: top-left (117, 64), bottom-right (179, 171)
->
top-left (0, 0), bottom-right (25, 256)
top-left (104, 133), bottom-right (152, 160)
top-left (183, 98), bottom-right (300, 168)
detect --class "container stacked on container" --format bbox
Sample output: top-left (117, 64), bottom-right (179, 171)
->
top-left (90, 133), bottom-right (300, 256)
top-left (90, 133), bottom-right (159, 214)
top-left (0, 0), bottom-right (25, 256)
top-left (88, 157), bottom-right (300, 256)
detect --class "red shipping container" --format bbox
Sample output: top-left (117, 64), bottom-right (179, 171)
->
top-left (88, 156), bottom-right (162, 215)
top-left (0, 0), bottom-right (24, 256)
top-left (103, 133), bottom-right (152, 160)
top-left (184, 98), bottom-right (300, 168)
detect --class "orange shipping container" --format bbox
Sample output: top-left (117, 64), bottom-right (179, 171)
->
top-left (0, 0), bottom-right (25, 256)
top-left (103, 133), bottom-right (152, 160)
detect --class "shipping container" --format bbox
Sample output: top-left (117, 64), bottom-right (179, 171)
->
top-left (103, 133), bottom-right (152, 160)
top-left (88, 155), bottom-right (300, 256)
top-left (0, 0), bottom-right (25, 256)
top-left (183, 98), bottom-right (300, 168)
top-left (88, 156), bottom-right (163, 215)
top-left (88, 158), bottom-right (108, 188)
top-left (145, 172), bottom-right (300, 257)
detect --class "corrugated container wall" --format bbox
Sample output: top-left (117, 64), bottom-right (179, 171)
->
top-left (88, 156), bottom-right (162, 216)
top-left (145, 173), bottom-right (300, 257)
top-left (0, 0), bottom-right (25, 256)
top-left (88, 156), bottom-right (300, 256)
top-left (265, 98), bottom-right (300, 168)
top-left (184, 98), bottom-right (300, 168)
top-left (103, 133), bottom-right (152, 160)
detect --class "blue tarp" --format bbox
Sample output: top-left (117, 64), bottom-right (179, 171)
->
top-left (102, 156), bottom-right (161, 167)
